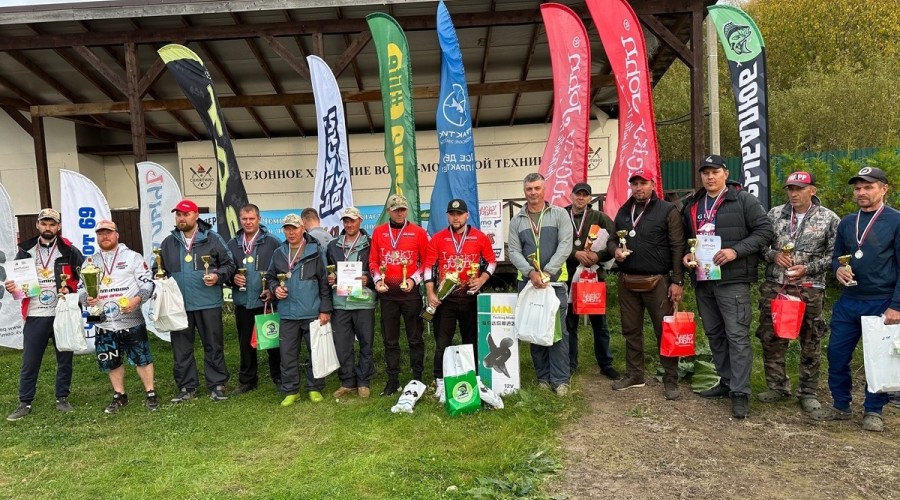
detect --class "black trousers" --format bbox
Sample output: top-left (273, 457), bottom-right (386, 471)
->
top-left (234, 305), bottom-right (281, 386)
top-left (332, 308), bottom-right (375, 388)
top-left (565, 303), bottom-right (613, 372)
top-left (171, 307), bottom-right (229, 392)
top-left (19, 316), bottom-right (73, 404)
top-left (432, 296), bottom-right (478, 379)
top-left (380, 297), bottom-right (425, 382)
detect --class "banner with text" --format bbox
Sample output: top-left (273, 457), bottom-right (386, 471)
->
top-left (478, 293), bottom-right (521, 395)
top-left (0, 182), bottom-right (24, 349)
top-left (587, 0), bottom-right (663, 218)
top-left (539, 3), bottom-right (590, 207)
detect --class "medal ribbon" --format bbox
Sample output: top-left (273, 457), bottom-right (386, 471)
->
top-left (529, 207), bottom-right (547, 267)
top-left (241, 230), bottom-right (259, 259)
top-left (286, 242), bottom-right (305, 271)
top-left (451, 226), bottom-right (468, 256)
top-left (38, 238), bottom-right (59, 271)
top-left (388, 220), bottom-right (408, 250)
top-left (569, 210), bottom-right (587, 241)
top-left (342, 233), bottom-right (360, 260)
top-left (855, 204), bottom-right (885, 253)
top-left (181, 231), bottom-right (196, 256)
top-left (692, 189), bottom-right (726, 235)
top-left (630, 199), bottom-right (651, 233)
top-left (101, 246), bottom-right (120, 280)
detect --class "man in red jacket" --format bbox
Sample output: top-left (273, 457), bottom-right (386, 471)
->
top-left (369, 194), bottom-right (429, 396)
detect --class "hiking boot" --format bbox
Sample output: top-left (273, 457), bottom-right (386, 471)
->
top-left (358, 387), bottom-right (371, 398)
top-left (333, 386), bottom-right (357, 398)
top-left (731, 393), bottom-right (749, 419)
top-left (146, 391), bottom-right (159, 411)
top-left (799, 396), bottom-right (821, 413)
top-left (308, 391), bottom-right (324, 403)
top-left (56, 397), bottom-right (74, 413)
top-left (380, 381), bottom-right (400, 397)
top-left (862, 412), bottom-right (884, 432)
top-left (104, 392), bottom-right (129, 414)
top-left (612, 375), bottom-right (646, 391)
top-left (7, 403), bottom-right (32, 421)
top-left (537, 380), bottom-right (552, 391)
top-left (600, 366), bottom-right (621, 380)
top-left (757, 389), bottom-right (790, 403)
top-left (231, 384), bottom-right (257, 396)
top-left (434, 379), bottom-right (445, 398)
top-left (170, 388), bottom-right (196, 403)
top-left (281, 394), bottom-right (299, 407)
top-left (210, 385), bottom-right (229, 402)
top-left (696, 383), bottom-right (730, 399)
top-left (808, 406), bottom-right (852, 421)
top-left (664, 381), bottom-right (681, 400)
top-left (555, 383), bottom-right (570, 396)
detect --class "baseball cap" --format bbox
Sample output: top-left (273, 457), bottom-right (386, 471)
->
top-left (387, 194), bottom-right (409, 211)
top-left (95, 219), bottom-right (117, 232)
top-left (699, 154), bottom-right (728, 171)
top-left (572, 183), bottom-right (592, 195)
top-left (172, 199), bottom-right (199, 213)
top-left (628, 171), bottom-right (653, 182)
top-left (341, 207), bottom-right (362, 220)
top-left (848, 167), bottom-right (889, 185)
top-left (282, 214), bottom-right (303, 227)
top-left (446, 199), bottom-right (468, 213)
top-left (37, 208), bottom-right (61, 223)
top-left (784, 171), bottom-right (815, 188)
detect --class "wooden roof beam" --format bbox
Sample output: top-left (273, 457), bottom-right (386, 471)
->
top-left (336, 7), bottom-right (374, 134)
top-left (639, 14), bottom-right (693, 67)
top-left (508, 22), bottom-right (542, 126)
top-left (473, 0), bottom-right (496, 128)
top-left (2, 105), bottom-right (32, 135)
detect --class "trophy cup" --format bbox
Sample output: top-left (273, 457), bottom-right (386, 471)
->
top-left (376, 265), bottom-right (389, 293)
top-left (79, 257), bottom-right (105, 322)
top-left (421, 271), bottom-right (461, 321)
top-left (782, 243), bottom-right (796, 276)
top-left (686, 238), bottom-right (698, 268)
top-left (466, 262), bottom-right (480, 295)
top-left (237, 268), bottom-right (247, 292)
top-left (259, 272), bottom-right (268, 300)
top-left (527, 252), bottom-right (550, 283)
top-left (327, 265), bottom-right (337, 289)
top-left (277, 273), bottom-right (288, 288)
top-left (201, 255), bottom-right (211, 276)
top-left (400, 258), bottom-right (410, 290)
top-left (153, 248), bottom-right (166, 279)
top-left (616, 230), bottom-right (632, 257)
top-left (838, 255), bottom-right (857, 286)
top-left (57, 272), bottom-right (69, 297)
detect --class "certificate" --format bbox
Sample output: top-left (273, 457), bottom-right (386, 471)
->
top-left (4, 258), bottom-right (41, 300)
top-left (336, 261), bottom-right (363, 296)
top-left (694, 235), bottom-right (722, 281)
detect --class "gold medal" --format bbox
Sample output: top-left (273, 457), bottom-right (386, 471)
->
top-left (40, 268), bottom-right (52, 278)
top-left (102, 276), bottom-right (113, 285)
top-left (185, 254), bottom-right (193, 263)
top-left (285, 272), bottom-right (292, 279)
top-left (246, 256), bottom-right (254, 263)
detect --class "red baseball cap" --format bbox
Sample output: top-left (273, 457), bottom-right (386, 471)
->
top-left (784, 171), bottom-right (815, 188)
top-left (172, 199), bottom-right (199, 213)
top-left (628, 170), bottom-right (653, 182)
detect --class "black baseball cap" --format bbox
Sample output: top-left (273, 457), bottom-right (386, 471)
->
top-left (446, 199), bottom-right (468, 213)
top-left (699, 154), bottom-right (728, 171)
top-left (848, 167), bottom-right (889, 185)
top-left (572, 183), bottom-right (592, 195)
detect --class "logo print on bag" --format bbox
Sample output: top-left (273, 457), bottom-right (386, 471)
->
top-left (261, 320), bottom-right (278, 340)
top-left (584, 292), bottom-right (604, 304)
top-left (452, 381), bottom-right (475, 404)
top-left (675, 334), bottom-right (693, 346)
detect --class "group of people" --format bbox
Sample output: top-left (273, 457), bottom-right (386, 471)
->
top-left (4, 156), bottom-right (897, 433)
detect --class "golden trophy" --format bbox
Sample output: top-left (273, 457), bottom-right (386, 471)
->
top-left (527, 252), bottom-right (550, 283)
top-left (259, 272), bottom-right (268, 299)
top-left (838, 255), bottom-right (857, 287)
top-left (616, 230), bottom-right (631, 257)
top-left (782, 243), bottom-right (796, 277)
top-left (201, 255), bottom-right (211, 276)
top-left (79, 257), bottom-right (105, 321)
top-left (585, 224), bottom-right (601, 248)
top-left (277, 273), bottom-right (288, 288)
top-left (118, 296), bottom-right (131, 312)
top-left (376, 265), bottom-right (389, 293)
top-left (400, 258), bottom-right (410, 290)
top-left (466, 262), bottom-right (480, 295)
top-left (237, 268), bottom-right (247, 292)
top-left (57, 273), bottom-right (69, 297)
top-left (152, 248), bottom-right (166, 279)
top-left (686, 238), bottom-right (699, 268)
top-left (421, 271), bottom-right (461, 321)
top-left (327, 265), bottom-right (337, 289)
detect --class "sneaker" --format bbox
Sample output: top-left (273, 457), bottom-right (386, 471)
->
top-left (146, 391), bottom-right (159, 411)
top-left (731, 393), bottom-right (749, 419)
top-left (537, 380), bottom-right (552, 391)
top-left (555, 383), bottom-right (570, 396)
top-left (612, 375), bottom-right (646, 391)
top-left (281, 394), bottom-right (299, 407)
top-left (757, 389), bottom-right (790, 403)
top-left (56, 397), bottom-right (74, 413)
top-left (231, 384), bottom-right (257, 396)
top-left (6, 403), bottom-right (32, 421)
top-left (358, 387), bottom-right (371, 398)
top-left (664, 381), bottom-right (680, 401)
top-left (600, 366), bottom-right (621, 380)
top-left (309, 391), bottom-right (324, 403)
top-left (380, 381), bottom-right (400, 397)
top-left (333, 386), bottom-right (357, 398)
top-left (809, 406), bottom-right (852, 421)
top-left (210, 385), bottom-right (229, 402)
top-left (799, 396), bottom-right (821, 413)
top-left (170, 388), bottom-right (196, 403)
top-left (434, 379), bottom-right (445, 399)
top-left (104, 392), bottom-right (129, 414)
top-left (696, 383), bottom-right (730, 399)
top-left (862, 412), bottom-right (884, 432)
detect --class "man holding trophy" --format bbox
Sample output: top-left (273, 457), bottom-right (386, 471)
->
top-left (422, 199), bottom-right (497, 397)
top-left (5, 208), bottom-right (83, 421)
top-left (755, 172), bottom-right (839, 413)
top-left (156, 199), bottom-right (236, 403)
top-left (79, 220), bottom-right (158, 413)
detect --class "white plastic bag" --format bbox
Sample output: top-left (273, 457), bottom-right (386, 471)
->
top-left (53, 295), bottom-right (87, 352)
top-left (861, 316), bottom-right (900, 393)
top-left (151, 277), bottom-right (188, 332)
top-left (391, 380), bottom-right (426, 414)
top-left (514, 282), bottom-right (560, 346)
top-left (310, 319), bottom-right (340, 379)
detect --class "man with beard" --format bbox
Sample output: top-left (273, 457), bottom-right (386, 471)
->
top-left (80, 220), bottom-right (158, 413)
top-left (156, 199), bottom-right (236, 403)
top-left (422, 199), bottom-right (497, 398)
top-left (226, 204), bottom-right (282, 395)
top-left (326, 207), bottom-right (377, 399)
top-left (6, 208), bottom-right (84, 421)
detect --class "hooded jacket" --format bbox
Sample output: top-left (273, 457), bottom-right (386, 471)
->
top-left (508, 202), bottom-right (572, 283)
top-left (156, 219), bottom-right (236, 312)
top-left (325, 229), bottom-right (376, 311)
top-left (226, 225), bottom-right (281, 309)
top-left (267, 233), bottom-right (333, 320)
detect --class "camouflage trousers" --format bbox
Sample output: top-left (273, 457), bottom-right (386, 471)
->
top-left (754, 280), bottom-right (827, 397)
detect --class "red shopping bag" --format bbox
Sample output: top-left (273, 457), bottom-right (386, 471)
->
top-left (771, 295), bottom-right (805, 339)
top-left (573, 281), bottom-right (606, 314)
top-left (660, 307), bottom-right (695, 357)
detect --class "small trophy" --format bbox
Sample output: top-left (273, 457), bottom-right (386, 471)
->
top-left (237, 268), bottom-right (247, 292)
top-left (782, 243), bottom-right (796, 276)
top-left (466, 262), bottom-right (480, 295)
top-left (616, 230), bottom-right (631, 257)
top-left (118, 297), bottom-right (131, 312)
top-left (527, 252), bottom-right (550, 283)
top-left (327, 265), bottom-right (337, 289)
top-left (838, 255), bottom-right (857, 287)
top-left (400, 258), bottom-right (410, 290)
top-left (57, 272), bottom-right (69, 297)
top-left (201, 255), bottom-right (211, 276)
top-left (376, 265), bottom-right (388, 293)
top-left (79, 258), bottom-right (105, 322)
top-left (153, 248), bottom-right (166, 279)
top-left (686, 238), bottom-right (698, 268)
top-left (277, 273), bottom-right (288, 288)
top-left (585, 224), bottom-right (601, 249)
top-left (422, 271), bottom-right (461, 321)
top-left (259, 272), bottom-right (268, 299)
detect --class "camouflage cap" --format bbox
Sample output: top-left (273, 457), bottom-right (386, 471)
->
top-left (282, 213), bottom-right (303, 227)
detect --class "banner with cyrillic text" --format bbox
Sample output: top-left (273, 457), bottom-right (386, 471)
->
top-left (0, 182), bottom-right (25, 349)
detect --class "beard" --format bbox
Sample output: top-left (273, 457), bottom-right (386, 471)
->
top-left (40, 230), bottom-right (57, 240)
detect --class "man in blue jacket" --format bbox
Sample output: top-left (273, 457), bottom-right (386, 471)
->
top-left (226, 204), bottom-right (281, 395)
top-left (156, 199), bottom-right (236, 403)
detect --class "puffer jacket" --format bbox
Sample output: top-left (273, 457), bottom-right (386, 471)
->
top-left (156, 219), bottom-right (236, 311)
top-left (761, 197), bottom-right (840, 288)
top-left (267, 233), bottom-right (333, 320)
top-left (226, 226), bottom-right (280, 309)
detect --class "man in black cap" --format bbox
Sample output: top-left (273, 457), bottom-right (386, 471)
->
top-left (811, 166), bottom-right (899, 432)
top-left (422, 199), bottom-right (497, 398)
top-left (564, 182), bottom-right (618, 378)
top-left (681, 154), bottom-right (773, 419)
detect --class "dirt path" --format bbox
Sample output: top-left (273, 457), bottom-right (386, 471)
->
top-left (551, 373), bottom-right (900, 499)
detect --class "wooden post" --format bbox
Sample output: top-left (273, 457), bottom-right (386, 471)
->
top-left (689, 7), bottom-right (706, 189)
top-left (125, 42), bottom-right (147, 164)
top-left (31, 111), bottom-right (51, 208)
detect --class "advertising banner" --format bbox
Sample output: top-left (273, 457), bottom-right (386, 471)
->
top-left (0, 182), bottom-right (25, 349)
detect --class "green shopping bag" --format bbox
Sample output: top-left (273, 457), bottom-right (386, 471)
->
top-left (443, 344), bottom-right (482, 416)
top-left (254, 304), bottom-right (280, 350)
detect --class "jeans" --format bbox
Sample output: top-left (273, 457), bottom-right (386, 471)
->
top-left (519, 281), bottom-right (570, 388)
top-left (828, 295), bottom-right (890, 414)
